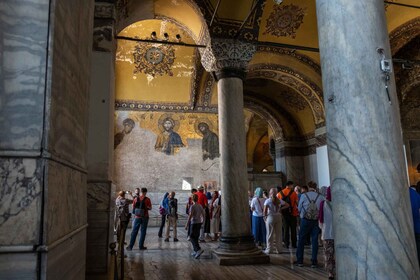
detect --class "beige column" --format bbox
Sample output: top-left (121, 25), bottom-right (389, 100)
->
top-left (201, 39), bottom-right (269, 265)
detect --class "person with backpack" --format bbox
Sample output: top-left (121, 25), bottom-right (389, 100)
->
top-left (158, 192), bottom-right (169, 238)
top-left (126, 187), bottom-right (152, 251)
top-left (295, 183), bottom-right (324, 268)
top-left (277, 181), bottom-right (299, 249)
top-left (165, 191), bottom-right (179, 242)
top-left (115, 190), bottom-right (133, 245)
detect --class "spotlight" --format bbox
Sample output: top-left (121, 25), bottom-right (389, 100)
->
top-left (151, 31), bottom-right (157, 40)
top-left (163, 33), bottom-right (169, 40)
top-left (175, 34), bottom-right (181, 42)
top-left (273, 0), bottom-right (283, 4)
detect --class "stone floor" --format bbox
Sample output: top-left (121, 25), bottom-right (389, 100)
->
top-left (118, 227), bottom-right (328, 280)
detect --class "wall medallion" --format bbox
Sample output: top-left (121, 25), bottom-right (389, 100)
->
top-left (133, 39), bottom-right (176, 77)
top-left (264, 4), bottom-right (306, 38)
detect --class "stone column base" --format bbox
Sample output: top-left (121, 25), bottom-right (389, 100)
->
top-left (213, 235), bottom-right (270, 265)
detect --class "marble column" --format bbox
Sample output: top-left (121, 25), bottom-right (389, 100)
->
top-left (316, 0), bottom-right (420, 278)
top-left (0, 0), bottom-right (93, 279)
top-left (86, 1), bottom-right (117, 276)
top-left (201, 39), bottom-right (269, 265)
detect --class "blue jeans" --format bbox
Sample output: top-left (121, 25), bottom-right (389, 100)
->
top-left (296, 218), bottom-right (320, 264)
top-left (128, 217), bottom-right (149, 248)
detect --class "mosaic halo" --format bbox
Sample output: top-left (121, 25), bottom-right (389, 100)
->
top-left (157, 113), bottom-right (181, 132)
top-left (194, 118), bottom-right (215, 136)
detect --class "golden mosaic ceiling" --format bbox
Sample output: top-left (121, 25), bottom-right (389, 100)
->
top-left (115, 0), bottom-right (420, 138)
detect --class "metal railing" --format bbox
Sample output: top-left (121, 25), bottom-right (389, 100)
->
top-left (110, 220), bottom-right (128, 280)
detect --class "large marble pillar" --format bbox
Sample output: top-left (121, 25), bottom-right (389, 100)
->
top-left (201, 39), bottom-right (269, 265)
top-left (316, 0), bottom-right (420, 278)
top-left (86, 1), bottom-right (116, 276)
top-left (0, 0), bottom-right (93, 279)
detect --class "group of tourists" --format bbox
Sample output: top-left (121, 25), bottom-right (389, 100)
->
top-left (249, 181), bottom-right (334, 279)
top-left (113, 178), bottom-right (420, 280)
top-left (114, 185), bottom-right (221, 260)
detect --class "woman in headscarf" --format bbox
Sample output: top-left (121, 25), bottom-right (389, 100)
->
top-left (210, 191), bottom-right (220, 241)
top-left (251, 187), bottom-right (267, 248)
top-left (158, 192), bottom-right (169, 238)
top-left (319, 187), bottom-right (335, 280)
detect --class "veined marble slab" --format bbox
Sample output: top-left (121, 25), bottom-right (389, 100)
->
top-left (0, 158), bottom-right (42, 245)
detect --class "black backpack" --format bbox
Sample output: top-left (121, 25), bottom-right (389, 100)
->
top-left (134, 197), bottom-right (146, 217)
top-left (280, 189), bottom-right (293, 216)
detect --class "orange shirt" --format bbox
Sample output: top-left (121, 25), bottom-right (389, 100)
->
top-left (277, 188), bottom-right (299, 216)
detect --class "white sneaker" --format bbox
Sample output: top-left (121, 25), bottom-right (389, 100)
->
top-left (195, 249), bottom-right (204, 259)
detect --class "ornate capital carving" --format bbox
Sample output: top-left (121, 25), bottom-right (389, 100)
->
top-left (200, 39), bottom-right (256, 77)
top-left (93, 1), bottom-right (116, 52)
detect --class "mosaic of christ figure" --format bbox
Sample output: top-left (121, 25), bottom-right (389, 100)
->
top-left (154, 117), bottom-right (184, 155)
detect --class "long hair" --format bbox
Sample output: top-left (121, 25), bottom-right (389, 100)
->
top-left (270, 188), bottom-right (280, 207)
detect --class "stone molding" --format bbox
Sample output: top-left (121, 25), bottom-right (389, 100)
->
top-left (247, 64), bottom-right (325, 125)
top-left (274, 132), bottom-right (326, 157)
top-left (93, 1), bottom-right (116, 52)
top-left (244, 99), bottom-right (284, 141)
top-left (389, 16), bottom-right (420, 55)
top-left (201, 39), bottom-right (256, 73)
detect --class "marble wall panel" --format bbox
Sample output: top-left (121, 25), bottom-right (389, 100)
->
top-left (86, 181), bottom-right (114, 274)
top-left (46, 0), bottom-right (94, 167)
top-left (0, 252), bottom-right (37, 279)
top-left (285, 156), bottom-right (305, 185)
top-left (0, 158), bottom-right (42, 245)
top-left (0, 0), bottom-right (49, 151)
top-left (303, 154), bottom-right (318, 185)
top-left (45, 228), bottom-right (86, 280)
top-left (45, 160), bottom-right (87, 245)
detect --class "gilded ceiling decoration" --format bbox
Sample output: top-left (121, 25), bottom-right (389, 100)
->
top-left (256, 46), bottom-right (321, 75)
top-left (264, 4), bottom-right (306, 38)
top-left (281, 90), bottom-right (307, 111)
top-left (195, 0), bottom-right (263, 42)
top-left (133, 40), bottom-right (176, 77)
top-left (248, 64), bottom-right (324, 125)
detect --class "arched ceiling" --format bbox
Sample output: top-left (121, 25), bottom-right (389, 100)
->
top-left (114, 0), bottom-right (420, 140)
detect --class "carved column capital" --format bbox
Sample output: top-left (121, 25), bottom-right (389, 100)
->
top-left (200, 39), bottom-right (256, 80)
top-left (93, 1), bottom-right (116, 52)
